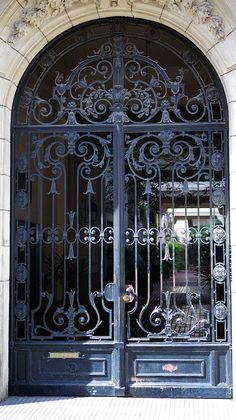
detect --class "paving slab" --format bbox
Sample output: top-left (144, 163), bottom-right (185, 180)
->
top-left (0, 396), bottom-right (236, 420)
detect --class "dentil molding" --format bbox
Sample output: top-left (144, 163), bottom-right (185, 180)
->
top-left (8, 0), bottom-right (225, 44)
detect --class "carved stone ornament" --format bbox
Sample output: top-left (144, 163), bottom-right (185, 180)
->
top-left (8, 0), bottom-right (225, 44)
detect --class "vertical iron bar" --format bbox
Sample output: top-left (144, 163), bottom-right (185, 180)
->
top-left (51, 183), bottom-right (55, 300)
top-left (225, 128), bottom-right (231, 344)
top-left (146, 190), bottom-right (151, 310)
top-left (63, 155), bottom-right (67, 307)
top-left (112, 28), bottom-right (126, 394)
top-left (39, 170), bottom-right (43, 326)
top-left (158, 166), bottom-right (163, 307)
top-left (171, 155), bottom-right (176, 295)
top-left (27, 132), bottom-right (30, 340)
top-left (209, 131), bottom-right (215, 342)
top-left (101, 174), bottom-right (104, 297)
top-left (76, 164), bottom-right (81, 303)
top-left (113, 123), bottom-right (125, 395)
top-left (134, 176), bottom-right (138, 303)
top-left (184, 181), bottom-right (188, 292)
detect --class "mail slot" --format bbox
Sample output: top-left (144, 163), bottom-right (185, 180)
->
top-left (48, 352), bottom-right (81, 359)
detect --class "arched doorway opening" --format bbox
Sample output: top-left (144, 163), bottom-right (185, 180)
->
top-left (10, 18), bottom-right (231, 397)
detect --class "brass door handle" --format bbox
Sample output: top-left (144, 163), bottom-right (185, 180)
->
top-left (122, 285), bottom-right (135, 303)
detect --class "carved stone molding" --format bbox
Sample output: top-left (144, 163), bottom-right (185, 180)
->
top-left (8, 0), bottom-right (225, 44)
top-left (8, 0), bottom-right (92, 43)
top-left (165, 0), bottom-right (225, 40)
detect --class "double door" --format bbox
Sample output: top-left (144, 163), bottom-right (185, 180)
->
top-left (11, 20), bottom-right (231, 397)
top-left (11, 122), bottom-right (229, 397)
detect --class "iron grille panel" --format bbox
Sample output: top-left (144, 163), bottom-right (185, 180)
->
top-left (12, 19), bottom-right (229, 346)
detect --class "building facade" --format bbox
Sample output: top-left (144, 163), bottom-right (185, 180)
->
top-left (0, 0), bottom-right (236, 400)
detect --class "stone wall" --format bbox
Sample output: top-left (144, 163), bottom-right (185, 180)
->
top-left (0, 0), bottom-right (236, 400)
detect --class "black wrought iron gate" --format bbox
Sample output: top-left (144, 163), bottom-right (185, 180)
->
top-left (11, 19), bottom-right (232, 398)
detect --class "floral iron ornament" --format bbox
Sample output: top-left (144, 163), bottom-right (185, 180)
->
top-left (8, 0), bottom-right (225, 44)
top-left (20, 34), bottom-right (216, 126)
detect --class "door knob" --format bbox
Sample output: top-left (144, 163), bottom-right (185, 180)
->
top-left (122, 285), bottom-right (135, 303)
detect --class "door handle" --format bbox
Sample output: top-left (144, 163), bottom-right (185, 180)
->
top-left (122, 285), bottom-right (135, 303)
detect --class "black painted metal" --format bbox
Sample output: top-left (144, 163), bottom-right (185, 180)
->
top-left (10, 18), bottom-right (231, 397)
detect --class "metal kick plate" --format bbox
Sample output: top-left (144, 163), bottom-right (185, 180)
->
top-left (48, 352), bottom-right (81, 359)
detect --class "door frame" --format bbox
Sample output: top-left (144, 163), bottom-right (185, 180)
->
top-left (9, 18), bottom-right (232, 398)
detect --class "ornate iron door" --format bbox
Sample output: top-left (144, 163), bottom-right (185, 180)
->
top-left (11, 19), bottom-right (231, 398)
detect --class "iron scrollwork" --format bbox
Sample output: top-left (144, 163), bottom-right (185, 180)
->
top-left (13, 21), bottom-right (229, 345)
top-left (19, 33), bottom-right (221, 125)
top-left (26, 129), bottom-right (114, 339)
